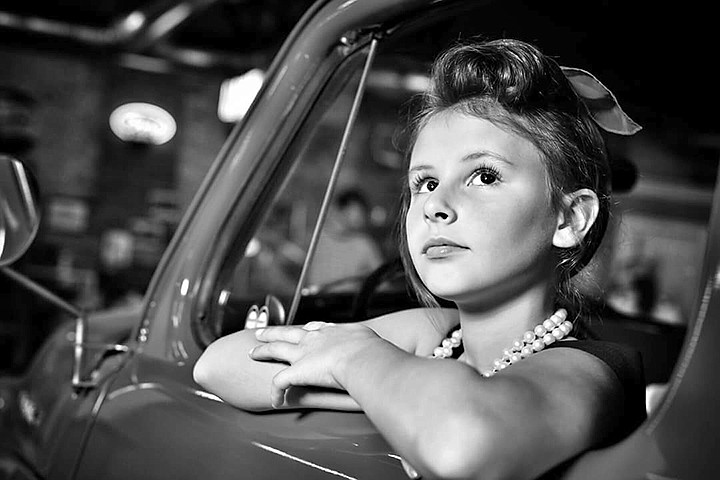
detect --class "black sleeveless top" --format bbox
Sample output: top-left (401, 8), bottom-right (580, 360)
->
top-left (546, 340), bottom-right (646, 442)
top-left (538, 340), bottom-right (647, 479)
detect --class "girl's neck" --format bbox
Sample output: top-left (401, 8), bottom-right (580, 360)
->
top-left (455, 283), bottom-right (555, 371)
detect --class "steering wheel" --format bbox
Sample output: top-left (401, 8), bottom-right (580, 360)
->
top-left (350, 257), bottom-right (410, 322)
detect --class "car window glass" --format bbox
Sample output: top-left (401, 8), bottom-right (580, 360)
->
top-left (208, 54), bottom-right (408, 337)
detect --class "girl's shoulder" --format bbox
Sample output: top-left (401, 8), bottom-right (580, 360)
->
top-left (543, 339), bottom-right (648, 444)
top-left (362, 307), bottom-right (460, 356)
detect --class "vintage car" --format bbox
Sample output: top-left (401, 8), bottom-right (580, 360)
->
top-left (0, 0), bottom-right (718, 478)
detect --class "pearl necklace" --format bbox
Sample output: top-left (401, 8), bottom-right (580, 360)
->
top-left (431, 308), bottom-right (573, 377)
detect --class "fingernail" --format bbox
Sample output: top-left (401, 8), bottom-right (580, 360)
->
top-left (248, 346), bottom-right (256, 357)
top-left (254, 328), bottom-right (265, 338)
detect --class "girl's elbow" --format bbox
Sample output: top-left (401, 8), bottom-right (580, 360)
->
top-left (193, 341), bottom-right (226, 390)
top-left (193, 335), bottom-right (242, 389)
top-left (417, 416), bottom-right (502, 480)
top-left (193, 350), bottom-right (214, 388)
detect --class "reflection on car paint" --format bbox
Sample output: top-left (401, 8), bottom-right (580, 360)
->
top-left (251, 442), bottom-right (359, 480)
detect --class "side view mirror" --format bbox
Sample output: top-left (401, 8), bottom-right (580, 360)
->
top-left (0, 154), bottom-right (40, 266)
top-left (0, 155), bottom-right (129, 391)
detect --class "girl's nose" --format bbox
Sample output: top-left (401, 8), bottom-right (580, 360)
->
top-left (423, 189), bottom-right (457, 224)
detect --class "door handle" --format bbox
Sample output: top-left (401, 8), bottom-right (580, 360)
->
top-left (72, 315), bottom-right (130, 391)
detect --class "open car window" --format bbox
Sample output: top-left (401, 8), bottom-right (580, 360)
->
top-left (206, 48), bottom-right (419, 337)
top-left (201, 1), bottom-right (716, 389)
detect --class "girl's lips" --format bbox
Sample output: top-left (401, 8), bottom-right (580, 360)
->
top-left (422, 237), bottom-right (468, 259)
top-left (424, 244), bottom-right (468, 259)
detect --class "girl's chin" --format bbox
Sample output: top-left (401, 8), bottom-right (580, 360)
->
top-left (424, 284), bottom-right (475, 303)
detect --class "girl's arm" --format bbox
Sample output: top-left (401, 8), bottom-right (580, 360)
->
top-left (333, 337), bottom-right (623, 480)
top-left (192, 308), bottom-right (456, 411)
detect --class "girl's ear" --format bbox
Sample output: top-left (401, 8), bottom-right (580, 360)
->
top-left (553, 189), bottom-right (600, 248)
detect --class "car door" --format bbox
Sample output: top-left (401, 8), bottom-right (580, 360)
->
top-left (71, 4), bottom-right (414, 478)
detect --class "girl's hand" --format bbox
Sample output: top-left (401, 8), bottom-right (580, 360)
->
top-left (248, 321), bottom-right (382, 408)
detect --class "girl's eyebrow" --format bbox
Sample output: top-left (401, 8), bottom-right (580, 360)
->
top-left (462, 150), bottom-right (514, 166)
top-left (407, 150), bottom-right (513, 175)
top-left (407, 165), bottom-right (431, 176)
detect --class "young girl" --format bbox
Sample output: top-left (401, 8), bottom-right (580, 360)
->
top-left (194, 38), bottom-right (646, 479)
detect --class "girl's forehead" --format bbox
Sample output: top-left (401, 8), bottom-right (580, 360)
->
top-left (409, 112), bottom-right (542, 169)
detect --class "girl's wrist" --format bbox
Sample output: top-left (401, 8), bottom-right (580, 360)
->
top-left (335, 334), bottom-right (406, 390)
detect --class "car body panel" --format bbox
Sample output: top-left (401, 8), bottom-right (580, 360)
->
top-left (74, 353), bottom-right (404, 479)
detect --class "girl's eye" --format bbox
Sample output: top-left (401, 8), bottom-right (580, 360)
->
top-left (412, 177), bottom-right (439, 193)
top-left (469, 167), bottom-right (500, 186)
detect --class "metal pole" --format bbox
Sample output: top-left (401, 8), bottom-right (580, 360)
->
top-left (286, 36), bottom-right (379, 325)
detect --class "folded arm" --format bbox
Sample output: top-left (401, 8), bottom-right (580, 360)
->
top-left (192, 308), bottom-right (455, 411)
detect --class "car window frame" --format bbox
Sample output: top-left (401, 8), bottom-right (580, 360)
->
top-left (191, 41), bottom-right (377, 348)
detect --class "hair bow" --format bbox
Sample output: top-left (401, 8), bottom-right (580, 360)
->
top-left (561, 67), bottom-right (642, 135)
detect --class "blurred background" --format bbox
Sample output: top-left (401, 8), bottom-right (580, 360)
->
top-left (0, 0), bottom-right (716, 377)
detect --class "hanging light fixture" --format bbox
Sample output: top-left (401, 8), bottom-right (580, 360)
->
top-left (109, 102), bottom-right (177, 145)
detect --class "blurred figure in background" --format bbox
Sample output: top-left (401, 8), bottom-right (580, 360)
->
top-left (307, 188), bottom-right (383, 292)
top-left (96, 229), bottom-right (144, 309)
top-left (605, 237), bottom-right (682, 324)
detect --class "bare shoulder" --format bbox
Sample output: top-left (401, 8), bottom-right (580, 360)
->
top-left (361, 307), bottom-right (460, 355)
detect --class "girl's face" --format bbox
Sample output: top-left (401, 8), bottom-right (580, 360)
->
top-left (406, 111), bottom-right (560, 309)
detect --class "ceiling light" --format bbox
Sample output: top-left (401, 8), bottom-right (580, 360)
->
top-left (109, 102), bottom-right (177, 145)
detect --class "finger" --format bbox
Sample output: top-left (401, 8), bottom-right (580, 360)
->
top-left (254, 326), bottom-right (306, 344)
top-left (271, 368), bottom-right (294, 408)
top-left (302, 321), bottom-right (335, 331)
top-left (249, 341), bottom-right (301, 364)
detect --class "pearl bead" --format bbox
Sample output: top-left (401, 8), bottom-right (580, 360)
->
top-left (429, 309), bottom-right (567, 377)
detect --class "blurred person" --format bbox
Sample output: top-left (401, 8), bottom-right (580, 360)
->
top-left (306, 188), bottom-right (384, 291)
top-left (96, 229), bottom-right (143, 309)
top-left (606, 239), bottom-right (682, 324)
